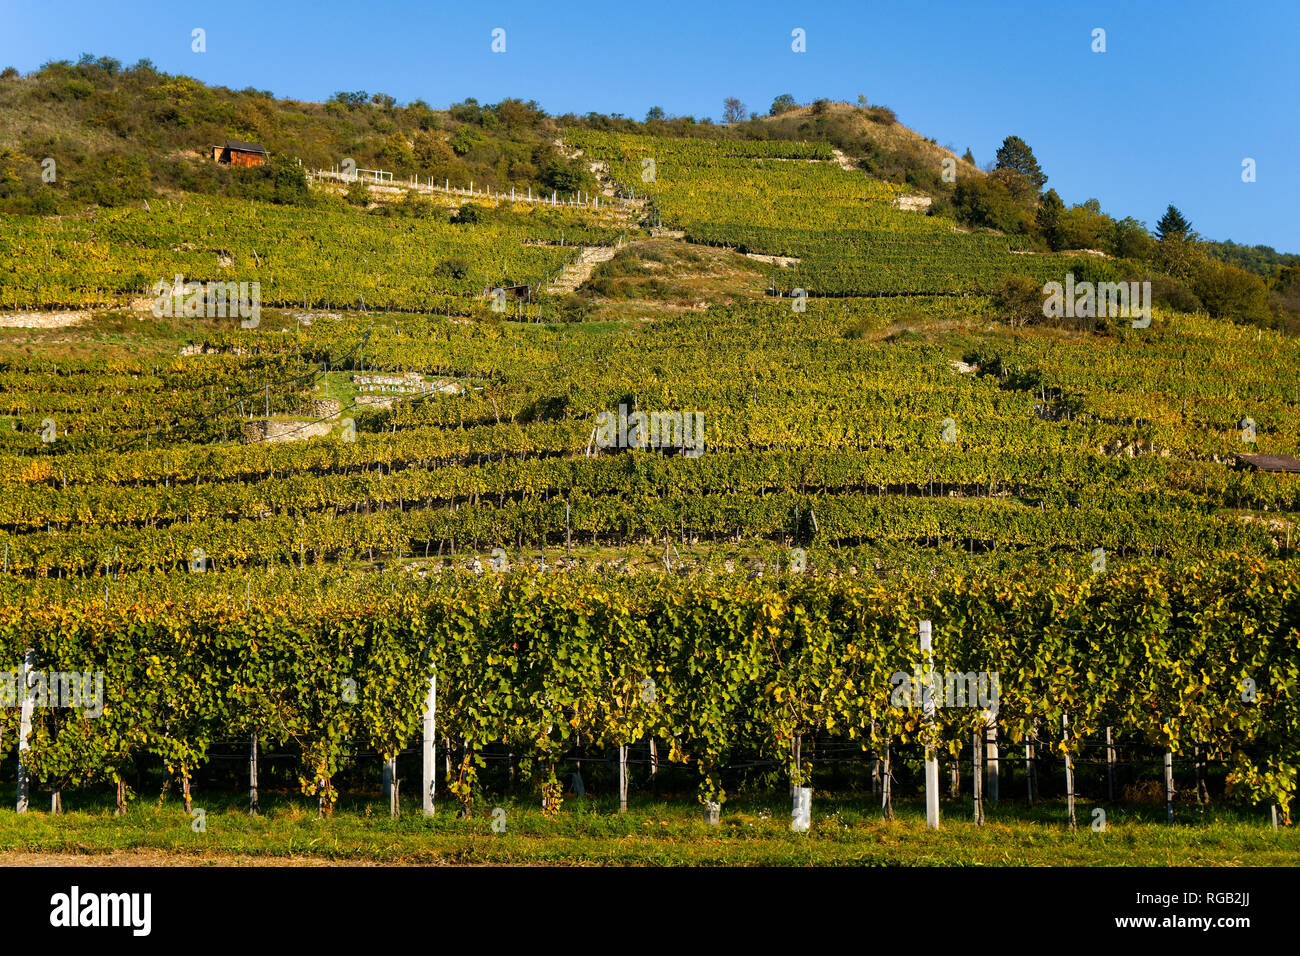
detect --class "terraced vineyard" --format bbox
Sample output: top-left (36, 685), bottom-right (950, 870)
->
top-left (1, 121), bottom-right (1297, 844)
top-left (570, 130), bottom-right (1079, 295)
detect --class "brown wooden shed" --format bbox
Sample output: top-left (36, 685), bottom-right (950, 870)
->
top-left (1235, 453), bottom-right (1300, 473)
top-left (216, 139), bottom-right (267, 167)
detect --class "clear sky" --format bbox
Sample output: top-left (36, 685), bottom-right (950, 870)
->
top-left (3, 0), bottom-right (1296, 252)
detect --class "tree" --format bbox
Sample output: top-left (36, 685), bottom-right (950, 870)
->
top-left (1035, 189), bottom-right (1066, 251)
top-left (962, 148), bottom-right (975, 166)
top-left (1107, 217), bottom-right (1155, 260)
top-left (992, 275), bottom-right (1045, 329)
top-left (645, 106), bottom-right (665, 122)
top-left (1156, 205), bottom-right (1192, 242)
top-left (770, 93), bottom-right (797, 116)
top-left (994, 135), bottom-right (1047, 190)
top-left (722, 97), bottom-right (746, 124)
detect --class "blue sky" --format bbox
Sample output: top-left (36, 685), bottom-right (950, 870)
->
top-left (4, 0), bottom-right (1297, 251)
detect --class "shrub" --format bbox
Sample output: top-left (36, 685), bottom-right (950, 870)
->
top-left (991, 275), bottom-right (1044, 328)
top-left (452, 202), bottom-right (484, 225)
top-left (434, 257), bottom-right (470, 280)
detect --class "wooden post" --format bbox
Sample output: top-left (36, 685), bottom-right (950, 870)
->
top-left (1106, 726), bottom-right (1116, 802)
top-left (870, 719), bottom-right (880, 794)
top-left (423, 672), bottom-right (436, 817)
top-left (972, 728), bottom-right (985, 825)
top-left (1164, 750), bottom-right (1175, 825)
top-left (16, 647), bottom-right (35, 813)
top-left (920, 620), bottom-right (939, 829)
top-left (1195, 742), bottom-right (1208, 805)
top-left (249, 734), bottom-right (259, 815)
top-left (1026, 738), bottom-right (1037, 806)
top-left (1064, 715), bottom-right (1076, 832)
top-left (648, 737), bottom-right (658, 798)
top-left (950, 761), bottom-right (960, 798)
top-left (387, 755), bottom-right (399, 819)
top-left (618, 744), bottom-right (628, 813)
top-left (985, 714), bottom-right (999, 805)
top-left (881, 740), bottom-right (894, 821)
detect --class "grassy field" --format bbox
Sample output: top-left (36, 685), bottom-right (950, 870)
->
top-left (1, 794), bottom-right (1294, 866)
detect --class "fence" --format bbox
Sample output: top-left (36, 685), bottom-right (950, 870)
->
top-left (306, 166), bottom-right (633, 211)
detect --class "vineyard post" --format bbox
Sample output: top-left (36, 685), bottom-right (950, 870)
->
top-left (973, 727), bottom-right (984, 825)
top-left (422, 672), bottom-right (436, 817)
top-left (618, 744), bottom-right (628, 813)
top-left (871, 720), bottom-right (880, 794)
top-left (1163, 751), bottom-right (1175, 826)
top-left (881, 739), bottom-right (893, 821)
top-left (1063, 716), bottom-right (1076, 832)
top-left (249, 734), bottom-right (259, 815)
top-left (15, 647), bottom-right (35, 813)
top-left (920, 620), bottom-right (939, 829)
top-left (986, 712), bottom-right (999, 804)
top-left (1105, 727), bottom-right (1115, 802)
top-left (387, 755), bottom-right (399, 819)
top-left (1026, 734), bottom-right (1037, 806)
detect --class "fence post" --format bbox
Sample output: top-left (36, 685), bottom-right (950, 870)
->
top-left (423, 672), bottom-right (436, 816)
top-left (973, 727), bottom-right (985, 825)
top-left (16, 647), bottom-right (35, 813)
top-left (920, 620), bottom-right (939, 829)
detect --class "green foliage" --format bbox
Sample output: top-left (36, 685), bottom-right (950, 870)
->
top-left (1156, 204), bottom-right (1192, 242)
top-left (769, 94), bottom-right (798, 116)
top-left (994, 135), bottom-right (1047, 190)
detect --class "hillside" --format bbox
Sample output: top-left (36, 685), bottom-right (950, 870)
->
top-left (1, 55), bottom-right (1298, 842)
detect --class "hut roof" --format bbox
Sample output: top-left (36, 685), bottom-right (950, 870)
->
top-left (224, 139), bottom-right (267, 154)
top-left (1236, 453), bottom-right (1300, 473)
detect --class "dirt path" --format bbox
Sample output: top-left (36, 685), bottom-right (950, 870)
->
top-left (0, 311), bottom-right (91, 329)
top-left (547, 245), bottom-right (617, 293)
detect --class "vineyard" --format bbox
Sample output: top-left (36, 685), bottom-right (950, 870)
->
top-left (1, 119), bottom-right (1298, 856)
top-left (568, 130), bottom-right (1080, 295)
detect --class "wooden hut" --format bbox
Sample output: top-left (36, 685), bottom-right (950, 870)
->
top-left (215, 139), bottom-right (267, 167)
top-left (1235, 453), bottom-right (1300, 473)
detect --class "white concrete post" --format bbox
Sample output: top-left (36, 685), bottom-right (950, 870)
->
top-left (920, 620), bottom-right (939, 829)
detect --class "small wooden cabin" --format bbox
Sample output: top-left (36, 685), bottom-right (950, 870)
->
top-left (1235, 453), bottom-right (1300, 474)
top-left (214, 139), bottom-right (267, 167)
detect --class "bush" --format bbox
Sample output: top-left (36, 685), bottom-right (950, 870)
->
top-left (1193, 260), bottom-right (1272, 325)
top-left (992, 275), bottom-right (1044, 328)
top-left (452, 202), bottom-right (484, 225)
top-left (1151, 276), bottom-right (1203, 314)
top-left (434, 257), bottom-right (470, 280)
top-left (344, 181), bottom-right (371, 206)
